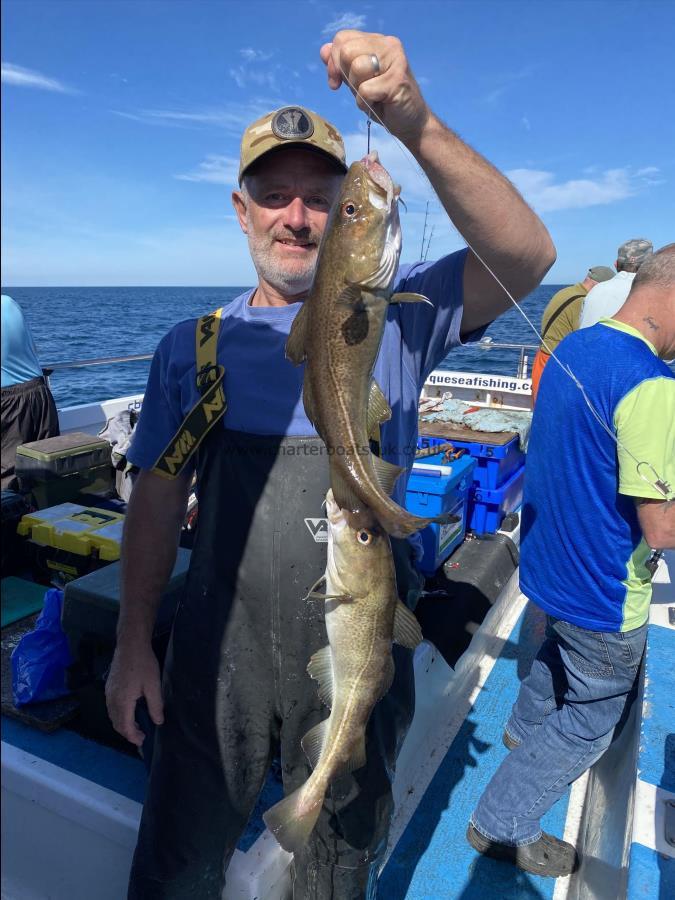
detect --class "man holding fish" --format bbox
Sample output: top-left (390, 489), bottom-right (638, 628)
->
top-left (107, 29), bottom-right (555, 899)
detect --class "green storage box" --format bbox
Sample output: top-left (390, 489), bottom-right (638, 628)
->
top-left (15, 432), bottom-right (114, 508)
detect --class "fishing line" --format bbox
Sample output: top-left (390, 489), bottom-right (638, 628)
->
top-left (336, 58), bottom-right (672, 500)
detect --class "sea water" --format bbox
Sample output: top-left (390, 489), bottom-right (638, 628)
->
top-left (3, 284), bottom-right (558, 408)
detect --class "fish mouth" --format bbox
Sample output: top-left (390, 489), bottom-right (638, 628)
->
top-left (361, 151), bottom-right (396, 211)
top-left (361, 151), bottom-right (390, 191)
top-left (325, 489), bottom-right (343, 524)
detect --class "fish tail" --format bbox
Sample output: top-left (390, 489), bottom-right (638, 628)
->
top-left (263, 785), bottom-right (323, 853)
top-left (377, 503), bottom-right (458, 539)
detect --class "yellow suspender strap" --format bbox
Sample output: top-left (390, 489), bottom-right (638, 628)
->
top-left (151, 308), bottom-right (227, 479)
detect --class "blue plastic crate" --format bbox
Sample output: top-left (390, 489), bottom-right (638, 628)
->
top-left (417, 434), bottom-right (525, 490)
top-left (467, 463), bottom-right (525, 534)
top-left (405, 454), bottom-right (476, 575)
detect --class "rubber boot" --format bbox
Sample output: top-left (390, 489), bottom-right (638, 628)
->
top-left (466, 824), bottom-right (579, 877)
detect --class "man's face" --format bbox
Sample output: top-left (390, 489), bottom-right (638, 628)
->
top-left (232, 148), bottom-right (343, 297)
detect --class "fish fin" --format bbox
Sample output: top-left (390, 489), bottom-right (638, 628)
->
top-left (433, 511), bottom-right (461, 525)
top-left (286, 302), bottom-right (309, 364)
top-left (390, 292), bottom-right (434, 308)
top-left (331, 466), bottom-right (363, 513)
top-left (305, 577), bottom-right (350, 602)
top-left (367, 380), bottom-right (392, 439)
top-left (307, 574), bottom-right (326, 593)
top-left (263, 786), bottom-right (323, 854)
top-left (376, 656), bottom-right (396, 701)
top-left (307, 646), bottom-right (334, 708)
top-left (345, 735), bottom-right (367, 774)
top-left (371, 455), bottom-right (404, 497)
top-left (393, 601), bottom-right (424, 649)
top-left (335, 285), bottom-right (363, 307)
top-left (301, 718), bottom-right (330, 770)
top-left (303, 377), bottom-right (318, 426)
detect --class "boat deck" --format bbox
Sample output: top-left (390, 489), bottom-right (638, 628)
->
top-left (381, 600), bottom-right (572, 899)
top-left (2, 555), bottom-right (673, 898)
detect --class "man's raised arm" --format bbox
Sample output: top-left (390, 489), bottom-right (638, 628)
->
top-left (322, 30), bottom-right (556, 335)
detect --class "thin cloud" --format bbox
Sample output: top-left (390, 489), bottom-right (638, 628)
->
top-left (483, 67), bottom-right (533, 104)
top-left (322, 12), bottom-right (367, 37)
top-left (506, 166), bottom-right (663, 213)
top-left (111, 104), bottom-right (270, 133)
top-left (230, 65), bottom-right (279, 91)
top-left (230, 46), bottom-right (279, 91)
top-left (521, 116), bottom-right (531, 132)
top-left (1, 61), bottom-right (77, 94)
top-left (239, 48), bottom-right (273, 63)
top-left (175, 155), bottom-right (240, 186)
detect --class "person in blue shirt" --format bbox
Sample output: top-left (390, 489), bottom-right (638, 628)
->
top-left (468, 244), bottom-right (675, 877)
top-left (1, 294), bottom-right (59, 490)
top-left (105, 29), bottom-right (555, 900)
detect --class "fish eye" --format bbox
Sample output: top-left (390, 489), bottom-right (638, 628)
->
top-left (342, 201), bottom-right (357, 218)
top-left (356, 529), bottom-right (373, 545)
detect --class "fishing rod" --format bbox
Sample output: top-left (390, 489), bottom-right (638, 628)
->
top-left (337, 59), bottom-right (672, 501)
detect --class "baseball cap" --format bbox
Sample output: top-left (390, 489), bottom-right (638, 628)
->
top-left (238, 106), bottom-right (347, 184)
top-left (587, 266), bottom-right (615, 283)
top-left (617, 238), bottom-right (653, 266)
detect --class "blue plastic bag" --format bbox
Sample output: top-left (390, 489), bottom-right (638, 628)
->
top-left (11, 588), bottom-right (73, 707)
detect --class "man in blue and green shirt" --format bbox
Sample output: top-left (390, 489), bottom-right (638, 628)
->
top-left (468, 244), bottom-right (675, 877)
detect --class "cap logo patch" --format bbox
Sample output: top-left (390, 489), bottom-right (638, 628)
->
top-left (272, 107), bottom-right (314, 141)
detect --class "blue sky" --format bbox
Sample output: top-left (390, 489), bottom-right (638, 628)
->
top-left (2, 0), bottom-right (673, 287)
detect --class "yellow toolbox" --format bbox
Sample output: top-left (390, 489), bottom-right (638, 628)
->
top-left (17, 503), bottom-right (125, 581)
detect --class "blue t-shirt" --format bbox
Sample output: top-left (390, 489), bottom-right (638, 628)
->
top-left (128, 251), bottom-right (477, 555)
top-left (1, 294), bottom-right (43, 388)
top-left (520, 320), bottom-right (675, 632)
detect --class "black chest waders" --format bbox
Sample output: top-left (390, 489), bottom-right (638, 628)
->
top-left (128, 311), bottom-right (423, 900)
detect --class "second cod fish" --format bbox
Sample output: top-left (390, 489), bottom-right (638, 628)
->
top-left (262, 489), bottom-right (423, 852)
top-left (286, 151), bottom-right (457, 538)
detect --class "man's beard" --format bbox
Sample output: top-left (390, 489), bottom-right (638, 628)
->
top-left (246, 222), bottom-right (321, 296)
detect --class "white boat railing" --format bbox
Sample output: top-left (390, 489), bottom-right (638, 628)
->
top-left (43, 353), bottom-right (152, 373)
top-left (473, 336), bottom-right (539, 379)
top-left (44, 339), bottom-right (539, 379)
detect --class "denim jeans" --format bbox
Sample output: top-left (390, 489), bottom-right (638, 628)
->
top-left (471, 614), bottom-right (647, 846)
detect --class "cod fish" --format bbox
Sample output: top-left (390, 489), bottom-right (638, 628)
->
top-left (263, 489), bottom-right (423, 852)
top-left (286, 151), bottom-right (457, 538)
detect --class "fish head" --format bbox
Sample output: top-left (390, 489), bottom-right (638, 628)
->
top-left (325, 489), bottom-right (392, 598)
top-left (327, 151), bottom-right (402, 292)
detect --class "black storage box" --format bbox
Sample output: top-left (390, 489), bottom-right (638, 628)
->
top-left (15, 432), bottom-right (114, 508)
top-left (63, 546), bottom-right (191, 678)
top-left (61, 548), bottom-right (191, 749)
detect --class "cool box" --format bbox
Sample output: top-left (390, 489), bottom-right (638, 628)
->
top-left (417, 434), bottom-right (524, 490)
top-left (405, 454), bottom-right (476, 575)
top-left (467, 464), bottom-right (525, 534)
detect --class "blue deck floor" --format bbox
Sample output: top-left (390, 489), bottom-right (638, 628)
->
top-left (627, 621), bottom-right (674, 899)
top-left (382, 602), bottom-right (570, 899)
